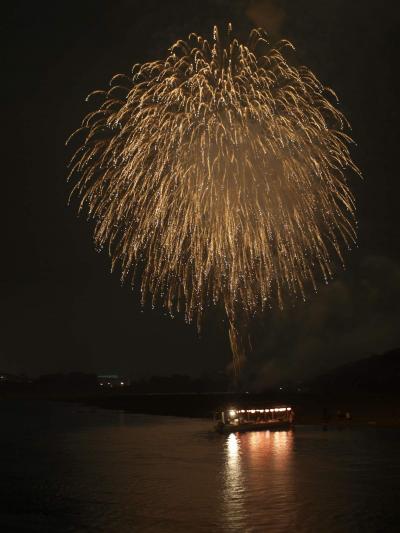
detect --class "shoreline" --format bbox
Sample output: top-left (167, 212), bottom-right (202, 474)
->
top-left (2, 389), bottom-right (400, 428)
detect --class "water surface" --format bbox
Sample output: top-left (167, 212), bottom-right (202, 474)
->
top-left (0, 401), bottom-right (399, 532)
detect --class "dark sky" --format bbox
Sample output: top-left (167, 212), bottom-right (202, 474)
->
top-left (3, 0), bottom-right (400, 383)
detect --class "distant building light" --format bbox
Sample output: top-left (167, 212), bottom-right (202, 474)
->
top-left (97, 375), bottom-right (130, 387)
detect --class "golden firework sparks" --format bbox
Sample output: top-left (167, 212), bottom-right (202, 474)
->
top-left (67, 25), bottom-right (360, 372)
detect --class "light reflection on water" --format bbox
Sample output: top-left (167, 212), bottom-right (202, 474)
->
top-left (222, 430), bottom-right (295, 532)
top-left (0, 401), bottom-right (399, 533)
top-left (223, 433), bottom-right (244, 529)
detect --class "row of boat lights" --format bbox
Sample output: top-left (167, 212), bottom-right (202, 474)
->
top-left (229, 408), bottom-right (291, 417)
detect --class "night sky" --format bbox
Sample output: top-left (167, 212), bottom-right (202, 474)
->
top-left (3, 0), bottom-right (400, 384)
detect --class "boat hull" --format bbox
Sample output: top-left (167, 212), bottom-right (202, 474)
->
top-left (216, 421), bottom-right (293, 434)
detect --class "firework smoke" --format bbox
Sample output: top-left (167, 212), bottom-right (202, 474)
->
top-left (68, 25), bottom-right (359, 372)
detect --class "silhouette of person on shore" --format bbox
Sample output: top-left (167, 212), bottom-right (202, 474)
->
top-left (322, 407), bottom-right (331, 431)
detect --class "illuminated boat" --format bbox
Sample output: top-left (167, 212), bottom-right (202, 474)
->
top-left (214, 406), bottom-right (294, 433)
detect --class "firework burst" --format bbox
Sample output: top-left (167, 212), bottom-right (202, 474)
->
top-left (68, 25), bottom-right (359, 372)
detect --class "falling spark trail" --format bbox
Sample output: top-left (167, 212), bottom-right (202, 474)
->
top-left (67, 25), bottom-right (359, 373)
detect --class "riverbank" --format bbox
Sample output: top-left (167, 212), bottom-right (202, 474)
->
top-left (74, 390), bottom-right (400, 427)
top-left (2, 387), bottom-right (400, 427)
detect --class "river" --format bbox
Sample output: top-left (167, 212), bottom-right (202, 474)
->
top-left (0, 401), bottom-right (399, 532)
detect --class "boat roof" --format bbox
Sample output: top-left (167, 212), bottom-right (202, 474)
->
top-left (219, 406), bottom-right (292, 413)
